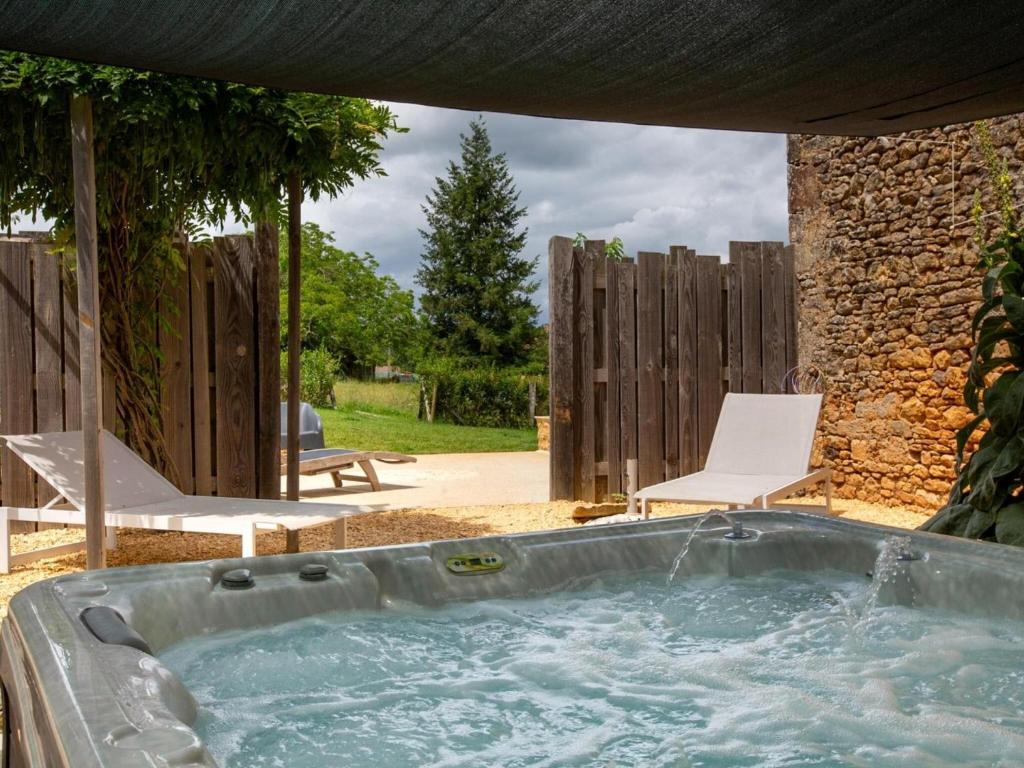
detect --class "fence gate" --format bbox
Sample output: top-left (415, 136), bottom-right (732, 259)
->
top-left (548, 236), bottom-right (798, 502)
top-left (0, 233), bottom-right (280, 521)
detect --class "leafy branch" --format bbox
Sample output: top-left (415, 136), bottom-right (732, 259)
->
top-left (573, 232), bottom-right (625, 261)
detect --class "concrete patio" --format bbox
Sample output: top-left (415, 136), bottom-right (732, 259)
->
top-left (282, 450), bottom-right (550, 510)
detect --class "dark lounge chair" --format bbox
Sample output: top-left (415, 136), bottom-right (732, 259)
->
top-left (280, 402), bottom-right (416, 491)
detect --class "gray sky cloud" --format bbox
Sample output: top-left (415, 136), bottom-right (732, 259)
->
top-left (305, 102), bottom-right (788, 318)
top-left (15, 101), bottom-right (788, 319)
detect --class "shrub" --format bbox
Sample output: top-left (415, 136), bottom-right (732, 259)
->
top-left (417, 359), bottom-right (548, 428)
top-left (921, 121), bottom-right (1024, 545)
top-left (281, 348), bottom-right (339, 408)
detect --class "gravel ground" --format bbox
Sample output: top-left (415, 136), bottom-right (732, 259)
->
top-left (0, 495), bottom-right (932, 620)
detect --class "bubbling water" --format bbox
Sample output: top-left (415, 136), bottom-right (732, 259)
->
top-left (857, 535), bottom-right (914, 623)
top-left (666, 510), bottom-right (736, 584)
top-left (163, 568), bottom-right (1024, 768)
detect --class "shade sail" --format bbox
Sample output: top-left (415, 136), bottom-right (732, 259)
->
top-left (0, 1), bottom-right (1022, 135)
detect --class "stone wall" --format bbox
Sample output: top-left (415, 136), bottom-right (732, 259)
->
top-left (788, 115), bottom-right (1024, 511)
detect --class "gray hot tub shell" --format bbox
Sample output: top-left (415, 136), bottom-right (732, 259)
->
top-left (3, 511), bottom-right (1024, 767)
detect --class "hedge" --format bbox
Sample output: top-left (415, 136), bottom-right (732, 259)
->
top-left (417, 363), bottom-right (548, 428)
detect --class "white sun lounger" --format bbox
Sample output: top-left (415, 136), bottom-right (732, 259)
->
top-left (635, 393), bottom-right (832, 518)
top-left (0, 430), bottom-right (377, 573)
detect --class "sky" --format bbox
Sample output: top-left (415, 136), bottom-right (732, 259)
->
top-left (304, 102), bottom-right (790, 318)
top-left (12, 101), bottom-right (790, 319)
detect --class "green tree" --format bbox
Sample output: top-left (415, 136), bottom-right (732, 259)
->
top-left (0, 52), bottom-right (401, 468)
top-left (416, 119), bottom-right (540, 366)
top-left (280, 222), bottom-right (417, 375)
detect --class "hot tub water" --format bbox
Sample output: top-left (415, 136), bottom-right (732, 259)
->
top-left (162, 551), bottom-right (1024, 767)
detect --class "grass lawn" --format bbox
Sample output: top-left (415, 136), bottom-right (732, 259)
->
top-left (319, 380), bottom-right (537, 454)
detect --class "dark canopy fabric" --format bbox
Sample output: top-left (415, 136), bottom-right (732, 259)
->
top-left (1, 1), bottom-right (1023, 136)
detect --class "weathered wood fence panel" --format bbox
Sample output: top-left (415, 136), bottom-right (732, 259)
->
top-left (160, 261), bottom-right (194, 493)
top-left (548, 239), bottom-right (575, 500)
top-left (695, 254), bottom-right (723, 468)
top-left (636, 252), bottom-right (664, 490)
top-left (603, 254), bottom-right (621, 497)
top-left (33, 242), bottom-right (64, 511)
top-left (214, 237), bottom-right (257, 499)
top-left (0, 234), bottom-right (280, 513)
top-left (663, 250), bottom-right (680, 481)
top-left (549, 237), bottom-right (798, 502)
top-left (572, 244), bottom-right (595, 501)
top-left (0, 240), bottom-right (36, 510)
top-left (617, 260), bottom-right (637, 495)
top-left (676, 247), bottom-right (698, 476)
top-left (188, 246), bottom-right (213, 496)
top-left (254, 222), bottom-right (281, 501)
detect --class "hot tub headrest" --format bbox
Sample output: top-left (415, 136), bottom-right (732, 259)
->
top-left (80, 606), bottom-right (153, 655)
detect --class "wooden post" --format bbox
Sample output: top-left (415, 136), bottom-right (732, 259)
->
top-left (70, 94), bottom-right (105, 570)
top-left (285, 171), bottom-right (302, 552)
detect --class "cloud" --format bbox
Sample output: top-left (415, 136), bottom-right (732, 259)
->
top-left (16, 101), bottom-right (786, 321)
top-left (306, 102), bottom-right (788, 319)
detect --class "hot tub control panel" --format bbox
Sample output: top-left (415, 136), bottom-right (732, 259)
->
top-left (445, 553), bottom-right (505, 574)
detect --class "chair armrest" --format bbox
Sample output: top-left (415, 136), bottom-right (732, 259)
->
top-left (762, 467), bottom-right (832, 503)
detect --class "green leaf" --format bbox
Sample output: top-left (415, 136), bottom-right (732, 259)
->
top-left (966, 433), bottom-right (1009, 484)
top-left (964, 508), bottom-right (996, 539)
top-left (964, 379), bottom-right (980, 412)
top-left (975, 321), bottom-right (1014, 358)
top-left (971, 295), bottom-right (1002, 334)
top-left (987, 435), bottom-right (1024, 479)
top-left (999, 260), bottom-right (1023, 292)
top-left (1003, 294), bottom-right (1024, 334)
top-left (954, 413), bottom-right (986, 458)
top-left (982, 264), bottom-right (1003, 299)
top-left (995, 503), bottom-right (1024, 545)
top-left (984, 372), bottom-right (1024, 435)
top-left (919, 503), bottom-right (974, 536)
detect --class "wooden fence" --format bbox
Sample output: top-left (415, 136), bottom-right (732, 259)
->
top-left (0, 232), bottom-right (280, 514)
top-left (548, 237), bottom-right (798, 502)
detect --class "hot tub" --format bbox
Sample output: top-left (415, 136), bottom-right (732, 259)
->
top-left (4, 511), bottom-right (1024, 767)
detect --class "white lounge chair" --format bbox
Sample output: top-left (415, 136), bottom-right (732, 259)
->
top-left (0, 430), bottom-right (376, 573)
top-left (635, 393), bottom-right (832, 518)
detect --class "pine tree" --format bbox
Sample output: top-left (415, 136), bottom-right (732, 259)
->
top-left (416, 119), bottom-right (540, 366)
